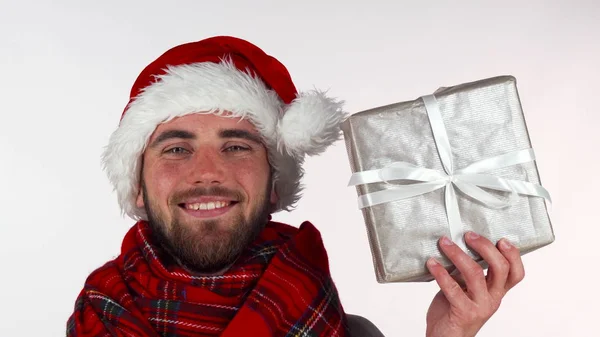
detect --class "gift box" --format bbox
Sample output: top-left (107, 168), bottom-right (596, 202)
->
top-left (341, 75), bottom-right (554, 283)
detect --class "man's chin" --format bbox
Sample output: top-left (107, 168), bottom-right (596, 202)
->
top-left (173, 216), bottom-right (237, 238)
top-left (146, 200), bottom-right (271, 274)
top-left (171, 230), bottom-right (240, 271)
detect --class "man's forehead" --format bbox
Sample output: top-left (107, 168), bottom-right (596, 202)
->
top-left (147, 113), bottom-right (264, 147)
top-left (149, 113), bottom-right (260, 139)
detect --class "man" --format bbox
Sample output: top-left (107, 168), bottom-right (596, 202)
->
top-left (68, 36), bottom-right (525, 337)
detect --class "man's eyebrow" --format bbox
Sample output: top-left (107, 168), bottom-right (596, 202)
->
top-left (149, 129), bottom-right (196, 148)
top-left (219, 129), bottom-right (263, 144)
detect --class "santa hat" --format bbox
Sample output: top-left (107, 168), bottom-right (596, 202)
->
top-left (102, 36), bottom-right (346, 220)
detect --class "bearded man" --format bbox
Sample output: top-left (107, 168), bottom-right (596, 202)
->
top-left (67, 36), bottom-right (525, 337)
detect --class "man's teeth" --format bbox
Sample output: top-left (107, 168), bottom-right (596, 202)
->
top-left (185, 201), bottom-right (230, 211)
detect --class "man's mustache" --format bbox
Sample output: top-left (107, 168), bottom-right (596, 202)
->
top-left (171, 186), bottom-right (244, 204)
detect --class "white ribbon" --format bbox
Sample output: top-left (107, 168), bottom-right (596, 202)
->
top-left (348, 94), bottom-right (552, 251)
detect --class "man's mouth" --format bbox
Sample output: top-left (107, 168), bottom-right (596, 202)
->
top-left (177, 199), bottom-right (239, 218)
top-left (182, 201), bottom-right (232, 210)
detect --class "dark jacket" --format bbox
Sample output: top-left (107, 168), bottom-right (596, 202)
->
top-left (347, 314), bottom-right (385, 337)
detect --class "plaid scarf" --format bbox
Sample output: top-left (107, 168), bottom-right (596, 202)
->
top-left (67, 220), bottom-right (349, 337)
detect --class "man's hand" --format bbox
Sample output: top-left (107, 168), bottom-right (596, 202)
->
top-left (425, 232), bottom-right (524, 337)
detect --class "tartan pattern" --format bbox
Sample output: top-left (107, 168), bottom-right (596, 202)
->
top-left (67, 220), bottom-right (349, 336)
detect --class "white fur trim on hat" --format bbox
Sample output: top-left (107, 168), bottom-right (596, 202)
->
top-left (277, 89), bottom-right (347, 158)
top-left (102, 58), bottom-right (345, 220)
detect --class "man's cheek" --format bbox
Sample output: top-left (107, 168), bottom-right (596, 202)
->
top-left (151, 165), bottom-right (183, 192)
top-left (156, 160), bottom-right (186, 176)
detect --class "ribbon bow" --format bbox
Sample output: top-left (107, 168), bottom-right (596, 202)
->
top-left (348, 95), bottom-right (551, 251)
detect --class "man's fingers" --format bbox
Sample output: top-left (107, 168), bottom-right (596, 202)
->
top-left (438, 236), bottom-right (488, 299)
top-left (497, 238), bottom-right (525, 290)
top-left (464, 231), bottom-right (510, 296)
top-left (427, 258), bottom-right (470, 307)
top-left (451, 272), bottom-right (467, 289)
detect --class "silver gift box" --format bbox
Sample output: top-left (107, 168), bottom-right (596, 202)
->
top-left (341, 75), bottom-right (555, 283)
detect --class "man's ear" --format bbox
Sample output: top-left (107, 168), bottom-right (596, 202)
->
top-left (136, 180), bottom-right (145, 208)
top-left (136, 159), bottom-right (146, 208)
top-left (269, 182), bottom-right (279, 205)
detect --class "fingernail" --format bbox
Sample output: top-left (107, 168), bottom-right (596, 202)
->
top-left (499, 239), bottom-right (513, 250)
top-left (467, 231), bottom-right (480, 240)
top-left (440, 236), bottom-right (454, 246)
top-left (427, 258), bottom-right (440, 267)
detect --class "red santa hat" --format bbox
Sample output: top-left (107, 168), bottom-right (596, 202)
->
top-left (102, 36), bottom-right (346, 220)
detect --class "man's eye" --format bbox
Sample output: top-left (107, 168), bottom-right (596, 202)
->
top-left (225, 145), bottom-right (249, 152)
top-left (165, 147), bottom-right (189, 154)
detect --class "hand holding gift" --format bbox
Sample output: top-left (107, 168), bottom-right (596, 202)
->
top-left (425, 232), bottom-right (524, 337)
top-left (342, 75), bottom-right (555, 335)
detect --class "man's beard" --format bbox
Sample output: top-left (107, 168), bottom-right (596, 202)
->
top-left (142, 181), bottom-right (272, 274)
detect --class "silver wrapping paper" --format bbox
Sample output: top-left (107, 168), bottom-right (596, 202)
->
top-left (341, 76), bottom-right (554, 283)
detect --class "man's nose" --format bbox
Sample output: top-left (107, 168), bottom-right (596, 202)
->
top-left (186, 150), bottom-right (226, 185)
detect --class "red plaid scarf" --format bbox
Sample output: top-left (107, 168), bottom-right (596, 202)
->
top-left (67, 220), bottom-right (349, 336)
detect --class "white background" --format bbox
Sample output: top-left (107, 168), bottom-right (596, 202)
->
top-left (1, 0), bottom-right (598, 336)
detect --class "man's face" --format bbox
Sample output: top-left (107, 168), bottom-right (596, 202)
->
top-left (136, 113), bottom-right (277, 273)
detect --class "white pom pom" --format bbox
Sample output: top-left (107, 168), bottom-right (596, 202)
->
top-left (277, 90), bottom-right (347, 158)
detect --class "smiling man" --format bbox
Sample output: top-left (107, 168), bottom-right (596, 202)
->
top-left (140, 114), bottom-right (275, 275)
top-left (68, 36), bottom-right (525, 337)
